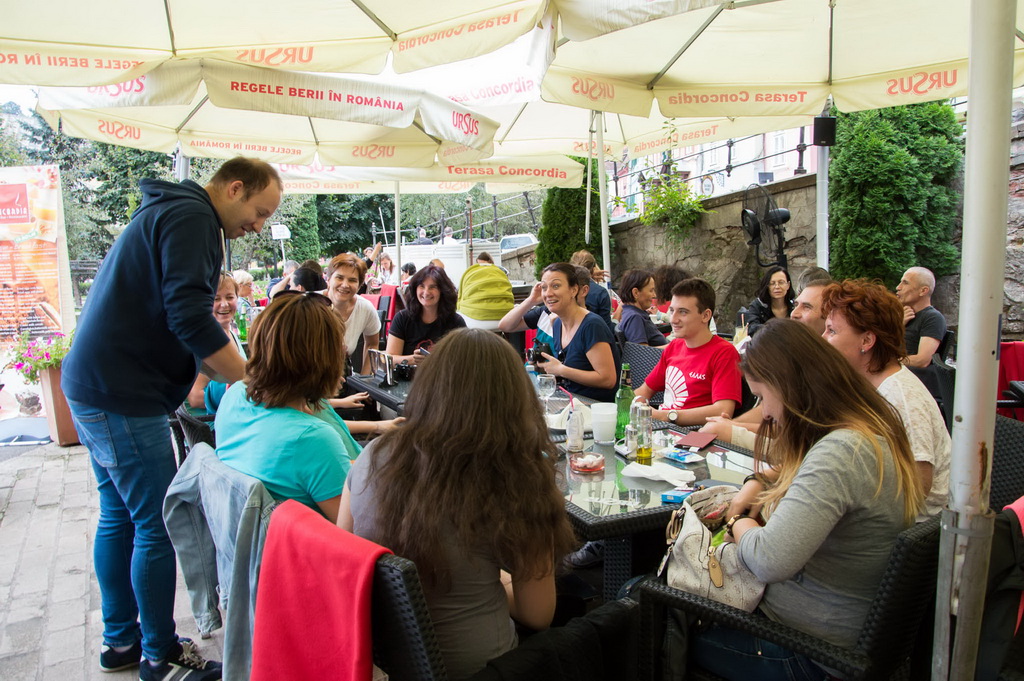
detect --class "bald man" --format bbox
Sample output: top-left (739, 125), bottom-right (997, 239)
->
top-left (896, 267), bottom-right (946, 368)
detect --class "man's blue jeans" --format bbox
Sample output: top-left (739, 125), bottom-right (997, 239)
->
top-left (69, 400), bottom-right (178, 662)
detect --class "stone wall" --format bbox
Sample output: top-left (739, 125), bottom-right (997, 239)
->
top-left (610, 174), bottom-right (819, 332)
top-left (500, 243), bottom-right (539, 283)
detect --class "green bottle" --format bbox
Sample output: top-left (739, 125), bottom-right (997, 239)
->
top-left (235, 310), bottom-right (248, 342)
top-left (615, 363), bottom-right (635, 440)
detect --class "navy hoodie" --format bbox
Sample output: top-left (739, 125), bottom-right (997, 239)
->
top-left (62, 179), bottom-right (231, 416)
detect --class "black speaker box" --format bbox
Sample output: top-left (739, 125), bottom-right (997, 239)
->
top-left (813, 116), bottom-right (836, 146)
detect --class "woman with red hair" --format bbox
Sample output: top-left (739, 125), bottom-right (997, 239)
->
top-left (820, 279), bottom-right (950, 519)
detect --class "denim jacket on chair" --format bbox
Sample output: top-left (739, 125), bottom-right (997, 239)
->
top-left (163, 443), bottom-right (277, 681)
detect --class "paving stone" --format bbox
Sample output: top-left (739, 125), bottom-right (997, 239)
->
top-left (50, 572), bottom-right (88, 604)
top-left (41, 624), bottom-right (84, 665)
top-left (7, 592), bottom-right (47, 624)
top-left (45, 598), bottom-right (86, 633)
top-left (42, 659), bottom-right (86, 681)
top-left (12, 551), bottom-right (51, 597)
top-left (0, 651), bottom-right (40, 681)
top-left (56, 520), bottom-right (89, 556)
top-left (0, 616), bottom-right (43, 657)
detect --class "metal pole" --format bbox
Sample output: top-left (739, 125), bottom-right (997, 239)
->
top-left (596, 112), bottom-right (611, 283)
top-left (394, 182), bottom-right (401, 269)
top-left (934, 2), bottom-right (1014, 679)
top-left (492, 195), bottom-right (499, 240)
top-left (586, 110), bottom-right (596, 244)
top-left (815, 145), bottom-right (830, 268)
top-left (466, 197), bottom-right (474, 260)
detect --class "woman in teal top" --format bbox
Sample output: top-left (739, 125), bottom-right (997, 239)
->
top-left (215, 291), bottom-right (360, 522)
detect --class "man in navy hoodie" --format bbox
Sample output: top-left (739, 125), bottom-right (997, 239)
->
top-left (62, 157), bottom-right (282, 681)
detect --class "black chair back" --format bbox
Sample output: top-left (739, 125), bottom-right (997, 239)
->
top-left (174, 404), bottom-right (216, 454)
top-left (853, 516), bottom-right (941, 675)
top-left (372, 553), bottom-right (447, 681)
top-left (937, 329), bottom-right (955, 361)
top-left (992, 416), bottom-right (1024, 512)
top-left (639, 517), bottom-right (940, 681)
top-left (622, 342), bottom-right (663, 404)
top-left (736, 376), bottom-right (758, 417)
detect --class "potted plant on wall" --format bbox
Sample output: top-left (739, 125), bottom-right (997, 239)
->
top-left (5, 332), bottom-right (79, 446)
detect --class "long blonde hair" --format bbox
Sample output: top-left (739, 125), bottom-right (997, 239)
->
top-left (744, 319), bottom-right (923, 524)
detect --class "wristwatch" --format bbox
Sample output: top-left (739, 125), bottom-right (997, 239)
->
top-left (667, 410), bottom-right (678, 423)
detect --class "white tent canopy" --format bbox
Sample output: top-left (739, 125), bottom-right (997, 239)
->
top-left (36, 60), bottom-right (498, 166)
top-left (0, 0), bottom-right (548, 85)
top-left (273, 154), bottom-right (583, 194)
top-left (548, 0), bottom-right (1024, 117)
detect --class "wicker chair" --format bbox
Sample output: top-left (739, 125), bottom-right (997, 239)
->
top-left (174, 403), bottom-right (215, 454)
top-left (637, 516), bottom-right (941, 681)
top-left (373, 553), bottom-right (642, 681)
top-left (622, 342), bottom-right (664, 405)
top-left (992, 415), bottom-right (1024, 512)
top-left (372, 553), bottom-right (447, 681)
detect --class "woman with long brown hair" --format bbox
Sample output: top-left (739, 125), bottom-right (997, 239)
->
top-left (691, 319), bottom-right (923, 680)
top-left (214, 291), bottom-right (360, 523)
top-left (339, 329), bottom-right (576, 679)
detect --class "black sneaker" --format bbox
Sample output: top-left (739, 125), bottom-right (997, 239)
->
top-left (565, 540), bottom-right (606, 569)
top-left (99, 640), bottom-right (142, 672)
top-left (140, 639), bottom-right (222, 681)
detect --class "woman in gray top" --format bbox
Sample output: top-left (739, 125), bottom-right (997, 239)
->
top-left (338, 329), bottom-right (577, 680)
top-left (693, 320), bottom-right (924, 680)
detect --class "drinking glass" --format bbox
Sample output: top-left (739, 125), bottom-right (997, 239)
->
top-left (537, 375), bottom-right (557, 416)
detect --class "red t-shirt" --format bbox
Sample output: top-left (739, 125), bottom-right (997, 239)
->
top-left (644, 335), bottom-right (742, 410)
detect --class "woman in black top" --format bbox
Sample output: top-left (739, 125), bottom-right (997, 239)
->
top-left (386, 264), bottom-right (465, 364)
top-left (744, 266), bottom-right (794, 336)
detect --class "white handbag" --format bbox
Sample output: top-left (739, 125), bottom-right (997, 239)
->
top-left (657, 485), bottom-right (765, 612)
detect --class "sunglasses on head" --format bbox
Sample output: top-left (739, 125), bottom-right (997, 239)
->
top-left (273, 290), bottom-right (331, 307)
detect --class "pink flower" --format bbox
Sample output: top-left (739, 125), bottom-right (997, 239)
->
top-left (14, 362), bottom-right (23, 369)
top-left (44, 352), bottom-right (51, 360)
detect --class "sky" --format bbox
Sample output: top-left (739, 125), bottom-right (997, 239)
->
top-left (0, 85), bottom-right (39, 113)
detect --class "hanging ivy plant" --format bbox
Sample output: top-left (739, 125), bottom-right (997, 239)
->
top-left (637, 173), bottom-right (710, 241)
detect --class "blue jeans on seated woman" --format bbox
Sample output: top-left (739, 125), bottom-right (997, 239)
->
top-left (69, 400), bottom-right (178, 662)
top-left (692, 622), bottom-right (833, 681)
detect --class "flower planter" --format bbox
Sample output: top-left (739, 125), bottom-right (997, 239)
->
top-left (39, 367), bottom-right (80, 446)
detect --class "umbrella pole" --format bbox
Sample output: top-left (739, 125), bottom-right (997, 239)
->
top-left (585, 111), bottom-right (595, 244)
top-left (596, 112), bottom-right (611, 283)
top-left (394, 182), bottom-right (401, 269)
top-left (933, 2), bottom-right (1014, 679)
top-left (815, 144), bottom-right (829, 268)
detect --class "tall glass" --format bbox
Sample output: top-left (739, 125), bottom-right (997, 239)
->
top-left (537, 375), bottom-right (557, 417)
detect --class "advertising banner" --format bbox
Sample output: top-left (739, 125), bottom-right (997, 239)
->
top-left (0, 165), bottom-right (74, 346)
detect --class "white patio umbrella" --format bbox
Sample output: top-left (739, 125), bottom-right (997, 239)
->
top-left (36, 60), bottom-right (498, 166)
top-left (549, 0), bottom-right (1024, 119)
top-left (548, 1), bottom-right (1021, 677)
top-left (0, 0), bottom-right (548, 85)
top-left (273, 154), bottom-right (584, 266)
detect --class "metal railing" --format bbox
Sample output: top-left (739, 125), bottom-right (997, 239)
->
top-left (610, 131), bottom-right (815, 221)
top-left (371, 191), bottom-right (540, 245)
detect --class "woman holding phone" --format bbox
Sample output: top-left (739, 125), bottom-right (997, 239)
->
top-left (386, 264), bottom-right (465, 365)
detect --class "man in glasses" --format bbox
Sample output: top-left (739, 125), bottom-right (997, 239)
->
top-left (62, 157), bottom-right (282, 681)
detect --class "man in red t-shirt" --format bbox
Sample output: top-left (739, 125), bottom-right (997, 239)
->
top-left (637, 278), bottom-right (742, 425)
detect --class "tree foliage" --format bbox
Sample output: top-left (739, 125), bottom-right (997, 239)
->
top-left (316, 194), bottom-right (392, 256)
top-left (535, 156), bottom-right (602, 277)
top-left (828, 102), bottom-right (963, 285)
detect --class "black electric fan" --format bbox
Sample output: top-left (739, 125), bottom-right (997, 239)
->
top-left (740, 184), bottom-right (790, 268)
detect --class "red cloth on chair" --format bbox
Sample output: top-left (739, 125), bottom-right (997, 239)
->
top-left (249, 500), bottom-right (391, 681)
top-left (998, 342), bottom-right (1024, 420)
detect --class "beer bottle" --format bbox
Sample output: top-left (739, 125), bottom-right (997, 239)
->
top-left (615, 363), bottom-right (634, 440)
